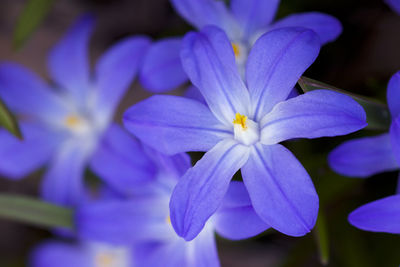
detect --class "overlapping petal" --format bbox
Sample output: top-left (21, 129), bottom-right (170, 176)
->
top-left (41, 140), bottom-right (90, 206)
top-left (140, 38), bottom-right (188, 92)
top-left (90, 124), bottom-right (156, 195)
top-left (348, 195), bottom-right (400, 234)
top-left (94, 36), bottom-right (151, 118)
top-left (48, 14), bottom-right (94, 102)
top-left (77, 197), bottom-right (173, 244)
top-left (0, 63), bottom-right (69, 121)
top-left (390, 116), bottom-right (400, 165)
top-left (241, 143), bottom-right (318, 236)
top-left (329, 134), bottom-right (399, 177)
top-left (246, 27), bottom-right (321, 120)
top-left (0, 123), bottom-right (60, 179)
top-left (180, 26), bottom-right (250, 124)
top-left (260, 90), bottom-right (367, 145)
top-left (184, 85), bottom-right (206, 105)
top-left (170, 0), bottom-right (237, 36)
top-left (123, 95), bottom-right (230, 155)
top-left (170, 139), bottom-right (250, 241)
top-left (230, 0), bottom-right (280, 38)
top-left (269, 12), bottom-right (342, 45)
top-left (134, 241), bottom-right (187, 267)
top-left (387, 71), bottom-right (400, 118)
top-left (214, 181), bottom-right (270, 240)
top-left (30, 242), bottom-right (91, 267)
top-left (189, 223), bottom-right (220, 267)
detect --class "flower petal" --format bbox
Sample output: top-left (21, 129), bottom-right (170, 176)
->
top-left (123, 95), bottom-right (230, 155)
top-left (134, 241), bottom-right (187, 267)
top-left (386, 0), bottom-right (400, 14)
top-left (77, 197), bottom-right (173, 244)
top-left (230, 0), bottom-right (279, 38)
top-left (0, 123), bottom-right (60, 179)
top-left (181, 26), bottom-right (250, 125)
top-left (0, 62), bottom-right (69, 121)
top-left (170, 0), bottom-right (237, 35)
top-left (328, 134), bottom-right (399, 177)
top-left (246, 27), bottom-right (320, 120)
top-left (41, 140), bottom-right (89, 206)
top-left (390, 117), bottom-right (400, 165)
top-left (387, 71), bottom-right (400, 118)
top-left (189, 222), bottom-right (220, 267)
top-left (214, 181), bottom-right (270, 240)
top-left (269, 12), bottom-right (342, 45)
top-left (348, 195), bottom-right (400, 234)
top-left (170, 139), bottom-right (250, 241)
top-left (48, 14), bottom-right (94, 102)
top-left (260, 90), bottom-right (367, 145)
top-left (89, 124), bottom-right (156, 195)
top-left (30, 241), bottom-right (91, 267)
top-left (94, 36), bottom-right (151, 118)
top-left (241, 143), bottom-right (319, 236)
top-left (184, 85), bottom-right (206, 105)
top-left (140, 37), bottom-right (188, 93)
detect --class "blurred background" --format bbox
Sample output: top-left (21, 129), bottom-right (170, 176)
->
top-left (0, 0), bottom-right (399, 266)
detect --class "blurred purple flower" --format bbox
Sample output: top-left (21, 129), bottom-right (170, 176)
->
top-left (348, 194), bottom-right (400, 234)
top-left (31, 241), bottom-right (133, 267)
top-left (46, 127), bottom-right (268, 267)
top-left (329, 71), bottom-right (400, 177)
top-left (0, 14), bottom-right (151, 206)
top-left (329, 71), bottom-right (400, 234)
top-left (386, 0), bottom-right (400, 14)
top-left (123, 26), bottom-right (367, 240)
top-left (140, 0), bottom-right (342, 92)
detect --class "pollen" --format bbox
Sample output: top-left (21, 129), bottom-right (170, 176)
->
top-left (166, 216), bottom-right (171, 225)
top-left (65, 115), bottom-right (81, 127)
top-left (95, 253), bottom-right (115, 267)
top-left (233, 113), bottom-right (247, 129)
top-left (232, 42), bottom-right (240, 57)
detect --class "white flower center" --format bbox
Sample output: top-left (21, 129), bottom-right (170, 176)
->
top-left (91, 243), bottom-right (130, 267)
top-left (64, 114), bottom-right (93, 137)
top-left (233, 113), bottom-right (260, 146)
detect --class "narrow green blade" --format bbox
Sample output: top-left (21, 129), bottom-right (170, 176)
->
top-left (298, 76), bottom-right (391, 131)
top-left (0, 194), bottom-right (73, 230)
top-left (314, 210), bottom-right (330, 265)
top-left (13, 0), bottom-right (54, 49)
top-left (0, 97), bottom-right (22, 139)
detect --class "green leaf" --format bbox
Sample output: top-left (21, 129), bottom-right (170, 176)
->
top-left (0, 194), bottom-right (73, 229)
top-left (298, 76), bottom-right (391, 131)
top-left (13, 0), bottom-right (54, 49)
top-left (0, 97), bottom-right (22, 139)
top-left (314, 210), bottom-right (329, 265)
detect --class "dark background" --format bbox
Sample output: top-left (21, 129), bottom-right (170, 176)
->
top-left (0, 0), bottom-right (399, 266)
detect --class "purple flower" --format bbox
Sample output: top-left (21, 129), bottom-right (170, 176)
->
top-left (386, 0), bottom-right (400, 14)
top-left (329, 71), bottom-right (400, 234)
top-left (31, 241), bottom-right (134, 267)
top-left (140, 0), bottom-right (342, 92)
top-left (73, 127), bottom-right (269, 267)
top-left (123, 26), bottom-right (367, 240)
top-left (0, 14), bottom-right (151, 206)
top-left (329, 71), bottom-right (400, 178)
top-left (348, 194), bottom-right (400, 234)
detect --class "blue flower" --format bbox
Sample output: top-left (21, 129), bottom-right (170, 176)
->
top-left (329, 71), bottom-right (400, 177)
top-left (386, 0), bottom-right (400, 14)
top-left (0, 14), bottom-right (151, 205)
top-left (53, 126), bottom-right (268, 267)
top-left (329, 71), bottom-right (400, 234)
top-left (347, 194), bottom-right (400, 234)
top-left (123, 26), bottom-right (367, 240)
top-left (31, 240), bottom-right (134, 267)
top-left (140, 0), bottom-right (342, 92)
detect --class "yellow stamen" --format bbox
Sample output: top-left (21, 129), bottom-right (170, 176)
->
top-left (166, 216), bottom-right (171, 225)
top-left (95, 253), bottom-right (115, 267)
top-left (232, 43), bottom-right (240, 57)
top-left (233, 113), bottom-right (247, 129)
top-left (65, 115), bottom-right (81, 127)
